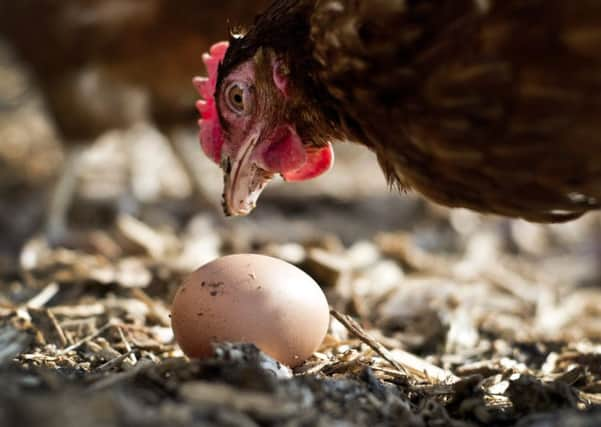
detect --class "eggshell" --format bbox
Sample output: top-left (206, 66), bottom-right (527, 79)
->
top-left (171, 254), bottom-right (330, 367)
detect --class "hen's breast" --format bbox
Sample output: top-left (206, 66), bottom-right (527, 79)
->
top-left (312, 0), bottom-right (601, 222)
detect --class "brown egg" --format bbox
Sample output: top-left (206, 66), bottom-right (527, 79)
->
top-left (171, 254), bottom-right (330, 367)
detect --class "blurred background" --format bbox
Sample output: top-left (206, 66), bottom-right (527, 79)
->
top-left (1, 0), bottom-right (601, 348)
top-left (0, 0), bottom-right (265, 254)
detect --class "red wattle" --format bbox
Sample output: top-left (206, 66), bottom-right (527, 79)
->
top-left (263, 127), bottom-right (307, 174)
top-left (262, 126), bottom-right (335, 182)
top-left (283, 143), bottom-right (335, 182)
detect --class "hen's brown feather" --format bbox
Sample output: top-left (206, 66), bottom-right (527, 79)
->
top-left (217, 0), bottom-right (601, 221)
top-left (311, 0), bottom-right (601, 221)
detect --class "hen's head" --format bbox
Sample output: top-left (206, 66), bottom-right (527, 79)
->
top-left (194, 4), bottom-right (340, 216)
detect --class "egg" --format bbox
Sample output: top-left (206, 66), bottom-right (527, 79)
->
top-left (171, 254), bottom-right (330, 367)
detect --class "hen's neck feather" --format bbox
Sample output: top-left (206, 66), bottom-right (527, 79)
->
top-left (218, 0), bottom-right (315, 86)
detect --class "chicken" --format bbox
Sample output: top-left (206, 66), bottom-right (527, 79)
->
top-left (195, 0), bottom-right (601, 222)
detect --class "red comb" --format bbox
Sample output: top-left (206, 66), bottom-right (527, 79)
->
top-left (193, 41), bottom-right (229, 164)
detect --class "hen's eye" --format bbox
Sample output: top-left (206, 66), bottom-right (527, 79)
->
top-left (225, 82), bottom-right (249, 114)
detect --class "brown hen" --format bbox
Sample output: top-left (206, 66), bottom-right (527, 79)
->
top-left (198, 0), bottom-right (601, 222)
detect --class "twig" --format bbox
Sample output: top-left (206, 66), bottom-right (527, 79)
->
top-left (24, 282), bottom-right (59, 309)
top-left (388, 348), bottom-right (459, 384)
top-left (330, 309), bottom-right (458, 384)
top-left (330, 309), bottom-right (407, 374)
top-left (117, 214), bottom-right (165, 259)
top-left (117, 325), bottom-right (137, 364)
top-left (60, 321), bottom-right (115, 354)
top-left (130, 288), bottom-right (171, 327)
top-left (47, 309), bottom-right (69, 347)
top-left (95, 349), bottom-right (136, 373)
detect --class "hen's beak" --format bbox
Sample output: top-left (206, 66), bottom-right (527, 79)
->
top-left (221, 133), bottom-right (274, 217)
